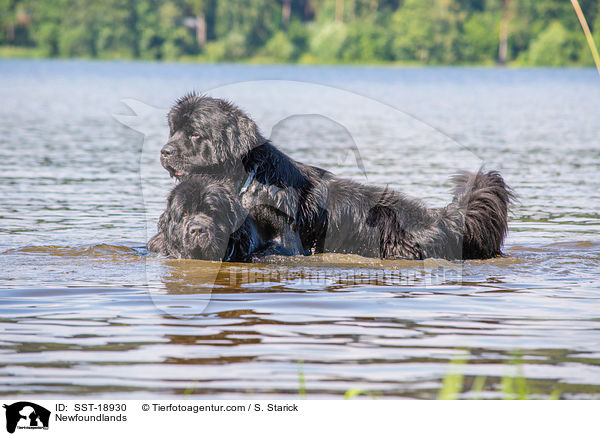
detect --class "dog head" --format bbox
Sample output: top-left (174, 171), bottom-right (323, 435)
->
top-left (159, 175), bottom-right (247, 260)
top-left (161, 94), bottom-right (263, 180)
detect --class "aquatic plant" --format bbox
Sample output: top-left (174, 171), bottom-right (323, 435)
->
top-left (297, 352), bottom-right (563, 400)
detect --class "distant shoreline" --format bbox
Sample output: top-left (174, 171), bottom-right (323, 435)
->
top-left (2, 46), bottom-right (596, 68)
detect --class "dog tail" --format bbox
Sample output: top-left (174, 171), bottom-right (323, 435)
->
top-left (449, 169), bottom-right (514, 259)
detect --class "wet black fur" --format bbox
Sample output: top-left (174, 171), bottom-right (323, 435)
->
top-left (322, 170), bottom-right (514, 259)
top-left (160, 93), bottom-right (513, 260)
top-left (147, 175), bottom-right (285, 261)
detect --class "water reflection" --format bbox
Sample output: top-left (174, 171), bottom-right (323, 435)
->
top-left (154, 255), bottom-right (464, 295)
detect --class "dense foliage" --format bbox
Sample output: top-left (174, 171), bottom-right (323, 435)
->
top-left (1, 0), bottom-right (599, 65)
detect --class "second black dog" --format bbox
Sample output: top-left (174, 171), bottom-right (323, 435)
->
top-left (147, 175), bottom-right (285, 261)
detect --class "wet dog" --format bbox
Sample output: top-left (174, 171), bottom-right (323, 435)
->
top-left (160, 94), bottom-right (329, 255)
top-left (322, 169), bottom-right (513, 259)
top-left (147, 175), bottom-right (286, 261)
top-left (159, 93), bottom-right (513, 260)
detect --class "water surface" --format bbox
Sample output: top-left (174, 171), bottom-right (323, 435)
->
top-left (1, 60), bottom-right (599, 398)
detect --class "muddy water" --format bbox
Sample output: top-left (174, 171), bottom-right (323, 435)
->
top-left (1, 60), bottom-right (599, 398)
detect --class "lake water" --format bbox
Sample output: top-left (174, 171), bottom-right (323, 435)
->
top-left (1, 59), bottom-right (599, 399)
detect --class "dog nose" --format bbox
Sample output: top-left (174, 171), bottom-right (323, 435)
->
top-left (189, 224), bottom-right (207, 236)
top-left (161, 146), bottom-right (175, 157)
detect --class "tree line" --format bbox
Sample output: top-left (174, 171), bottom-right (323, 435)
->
top-left (1, 0), bottom-right (599, 65)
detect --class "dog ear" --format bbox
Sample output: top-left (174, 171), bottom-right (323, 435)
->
top-left (147, 232), bottom-right (166, 253)
top-left (224, 123), bottom-right (241, 156)
top-left (156, 211), bottom-right (168, 231)
top-left (236, 116), bottom-right (262, 152)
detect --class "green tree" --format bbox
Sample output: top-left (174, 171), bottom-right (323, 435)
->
top-left (214, 0), bottom-right (280, 57)
top-left (579, 0), bottom-right (600, 65)
top-left (461, 11), bottom-right (500, 62)
top-left (189, 0), bottom-right (207, 48)
top-left (263, 30), bottom-right (295, 61)
top-left (0, 0), bottom-right (15, 45)
top-left (1, 0), bottom-right (599, 65)
top-left (526, 20), bottom-right (581, 65)
top-left (54, 0), bottom-right (99, 57)
top-left (95, 0), bottom-right (138, 58)
top-left (390, 0), bottom-right (466, 64)
top-left (136, 0), bottom-right (163, 59)
top-left (339, 20), bottom-right (392, 62)
top-left (595, 3), bottom-right (600, 49)
top-left (309, 22), bottom-right (347, 61)
top-left (26, 0), bottom-right (64, 56)
top-left (158, 1), bottom-right (196, 59)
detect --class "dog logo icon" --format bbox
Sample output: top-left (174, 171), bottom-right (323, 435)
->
top-left (3, 402), bottom-right (50, 434)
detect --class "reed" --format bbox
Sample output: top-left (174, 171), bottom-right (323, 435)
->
top-left (570, 0), bottom-right (600, 77)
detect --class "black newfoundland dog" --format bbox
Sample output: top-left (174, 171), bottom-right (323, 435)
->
top-left (147, 175), bottom-right (287, 261)
top-left (158, 93), bottom-right (513, 260)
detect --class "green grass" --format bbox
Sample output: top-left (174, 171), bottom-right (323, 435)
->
top-left (298, 352), bottom-right (563, 400)
top-left (438, 352), bottom-right (561, 400)
top-left (344, 389), bottom-right (368, 400)
top-left (436, 352), bottom-right (562, 400)
top-left (437, 352), bottom-right (469, 400)
top-left (0, 46), bottom-right (45, 58)
top-left (298, 360), bottom-right (306, 399)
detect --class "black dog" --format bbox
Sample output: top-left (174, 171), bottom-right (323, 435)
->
top-left (322, 170), bottom-right (512, 259)
top-left (147, 175), bottom-right (285, 261)
top-left (160, 93), bottom-right (513, 260)
top-left (160, 94), bottom-right (329, 255)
